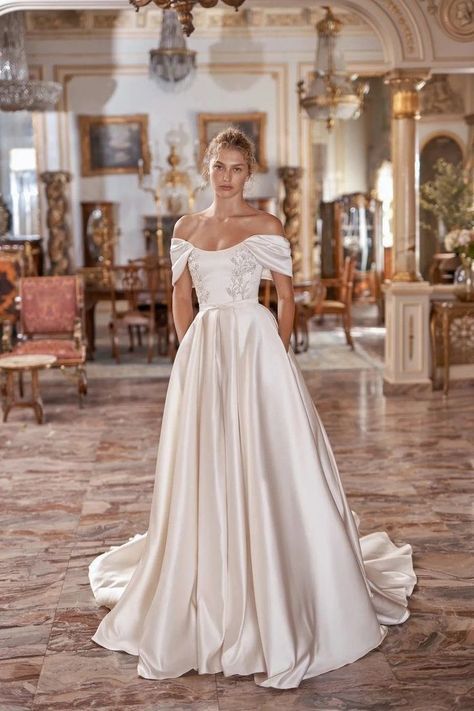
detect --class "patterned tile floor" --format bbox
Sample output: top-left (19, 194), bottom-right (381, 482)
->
top-left (1, 315), bottom-right (473, 710)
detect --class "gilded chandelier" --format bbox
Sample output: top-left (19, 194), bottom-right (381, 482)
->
top-left (297, 6), bottom-right (369, 131)
top-left (130, 0), bottom-right (246, 36)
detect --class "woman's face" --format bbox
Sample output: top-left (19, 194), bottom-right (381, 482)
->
top-left (209, 147), bottom-right (250, 199)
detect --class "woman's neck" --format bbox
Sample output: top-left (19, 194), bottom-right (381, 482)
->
top-left (207, 196), bottom-right (249, 220)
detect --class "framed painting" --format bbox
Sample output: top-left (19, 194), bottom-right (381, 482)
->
top-left (79, 114), bottom-right (151, 177)
top-left (197, 112), bottom-right (268, 172)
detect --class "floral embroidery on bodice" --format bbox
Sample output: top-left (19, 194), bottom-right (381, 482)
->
top-left (187, 250), bottom-right (210, 304)
top-left (170, 234), bottom-right (293, 308)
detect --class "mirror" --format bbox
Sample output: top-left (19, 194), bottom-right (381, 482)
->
top-left (0, 111), bottom-right (40, 239)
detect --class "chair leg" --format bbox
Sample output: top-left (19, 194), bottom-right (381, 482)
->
top-left (77, 365), bottom-right (87, 408)
top-left (109, 323), bottom-right (120, 363)
top-left (18, 371), bottom-right (24, 398)
top-left (136, 325), bottom-right (143, 348)
top-left (342, 311), bottom-right (354, 349)
top-left (147, 327), bottom-right (155, 364)
top-left (128, 325), bottom-right (135, 352)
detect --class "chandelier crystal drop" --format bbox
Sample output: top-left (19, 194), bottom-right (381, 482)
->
top-left (130, 0), bottom-right (246, 37)
top-left (150, 9), bottom-right (197, 86)
top-left (0, 13), bottom-right (62, 112)
top-left (297, 6), bottom-right (369, 131)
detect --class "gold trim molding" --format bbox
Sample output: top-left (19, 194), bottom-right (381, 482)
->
top-left (25, 7), bottom-right (368, 36)
top-left (418, 0), bottom-right (474, 42)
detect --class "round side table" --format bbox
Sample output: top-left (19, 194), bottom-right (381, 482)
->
top-left (0, 354), bottom-right (57, 424)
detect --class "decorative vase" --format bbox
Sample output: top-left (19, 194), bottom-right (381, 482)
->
top-left (453, 255), bottom-right (474, 302)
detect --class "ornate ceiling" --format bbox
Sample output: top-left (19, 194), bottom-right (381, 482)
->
top-left (0, 0), bottom-right (472, 67)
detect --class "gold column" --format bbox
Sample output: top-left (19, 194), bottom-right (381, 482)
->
top-left (385, 70), bottom-right (430, 282)
top-left (40, 171), bottom-right (73, 275)
top-left (277, 166), bottom-right (303, 278)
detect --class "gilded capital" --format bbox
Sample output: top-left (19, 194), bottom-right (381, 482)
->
top-left (384, 70), bottom-right (431, 119)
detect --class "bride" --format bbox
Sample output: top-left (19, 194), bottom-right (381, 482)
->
top-left (89, 127), bottom-right (416, 689)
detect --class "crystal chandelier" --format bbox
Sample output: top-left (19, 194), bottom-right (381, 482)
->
top-left (130, 0), bottom-right (246, 36)
top-left (297, 6), bottom-right (369, 131)
top-left (0, 13), bottom-right (62, 112)
top-left (150, 9), bottom-right (196, 86)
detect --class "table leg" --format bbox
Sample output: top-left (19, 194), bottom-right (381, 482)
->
top-left (429, 311), bottom-right (439, 390)
top-left (442, 310), bottom-right (450, 396)
top-left (31, 368), bottom-right (44, 424)
top-left (85, 301), bottom-right (97, 360)
top-left (2, 370), bottom-right (15, 422)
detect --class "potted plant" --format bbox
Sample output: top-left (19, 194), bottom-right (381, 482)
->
top-left (420, 158), bottom-right (472, 234)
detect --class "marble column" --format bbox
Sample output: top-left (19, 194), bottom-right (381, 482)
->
top-left (383, 71), bottom-right (432, 395)
top-left (385, 70), bottom-right (429, 282)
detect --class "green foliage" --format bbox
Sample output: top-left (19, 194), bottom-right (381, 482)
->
top-left (420, 158), bottom-right (473, 233)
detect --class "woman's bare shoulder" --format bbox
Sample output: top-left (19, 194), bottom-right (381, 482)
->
top-left (173, 214), bottom-right (200, 240)
top-left (251, 211), bottom-right (287, 239)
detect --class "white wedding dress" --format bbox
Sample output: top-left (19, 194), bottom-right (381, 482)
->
top-left (89, 234), bottom-right (416, 689)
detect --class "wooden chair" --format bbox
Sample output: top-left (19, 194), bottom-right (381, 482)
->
top-left (2, 275), bottom-right (87, 405)
top-left (0, 242), bottom-right (36, 276)
top-left (109, 262), bottom-right (161, 363)
top-left (319, 255), bottom-right (357, 349)
top-left (292, 281), bottom-right (327, 353)
top-left (129, 255), bottom-right (176, 361)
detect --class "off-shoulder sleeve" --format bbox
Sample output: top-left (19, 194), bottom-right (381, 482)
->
top-left (245, 234), bottom-right (293, 280)
top-left (169, 238), bottom-right (194, 285)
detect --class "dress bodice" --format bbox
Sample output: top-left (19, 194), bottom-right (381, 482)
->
top-left (170, 234), bottom-right (293, 308)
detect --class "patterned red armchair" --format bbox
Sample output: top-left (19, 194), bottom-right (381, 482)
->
top-left (3, 275), bottom-right (87, 405)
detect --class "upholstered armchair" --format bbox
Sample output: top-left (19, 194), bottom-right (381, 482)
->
top-left (3, 275), bottom-right (87, 405)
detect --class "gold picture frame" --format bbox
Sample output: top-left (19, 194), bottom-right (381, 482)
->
top-left (78, 114), bottom-right (151, 177)
top-left (197, 112), bottom-right (268, 172)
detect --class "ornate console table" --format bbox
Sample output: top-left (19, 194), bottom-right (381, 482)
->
top-left (430, 301), bottom-right (474, 395)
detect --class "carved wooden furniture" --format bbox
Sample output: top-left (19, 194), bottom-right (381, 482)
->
top-left (320, 193), bottom-right (383, 303)
top-left (81, 201), bottom-right (118, 267)
top-left (319, 255), bottom-right (357, 349)
top-left (40, 171), bottom-right (73, 275)
top-left (430, 300), bottom-right (474, 395)
top-left (0, 353), bottom-right (56, 424)
top-left (109, 262), bottom-right (160, 363)
top-left (0, 237), bottom-right (42, 275)
top-left (278, 167), bottom-right (303, 278)
top-left (292, 280), bottom-right (327, 354)
top-left (143, 214), bottom-right (180, 257)
top-left (3, 276), bottom-right (87, 406)
top-left (128, 256), bottom-right (176, 360)
top-left (0, 253), bottom-right (23, 353)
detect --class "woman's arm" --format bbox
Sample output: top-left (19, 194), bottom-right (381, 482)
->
top-left (272, 271), bottom-right (295, 352)
top-left (255, 213), bottom-right (295, 352)
top-left (171, 216), bottom-right (196, 344)
top-left (172, 265), bottom-right (194, 344)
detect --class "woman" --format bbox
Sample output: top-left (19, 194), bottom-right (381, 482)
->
top-left (89, 128), bottom-right (416, 689)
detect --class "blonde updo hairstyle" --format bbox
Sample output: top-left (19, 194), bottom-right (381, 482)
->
top-left (202, 127), bottom-right (257, 182)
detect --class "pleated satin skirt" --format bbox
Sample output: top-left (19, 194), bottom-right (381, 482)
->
top-left (89, 300), bottom-right (416, 689)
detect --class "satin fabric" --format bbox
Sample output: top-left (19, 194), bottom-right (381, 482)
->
top-left (89, 234), bottom-right (416, 689)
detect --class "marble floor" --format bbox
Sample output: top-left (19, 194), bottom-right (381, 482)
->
top-left (1, 318), bottom-right (473, 710)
